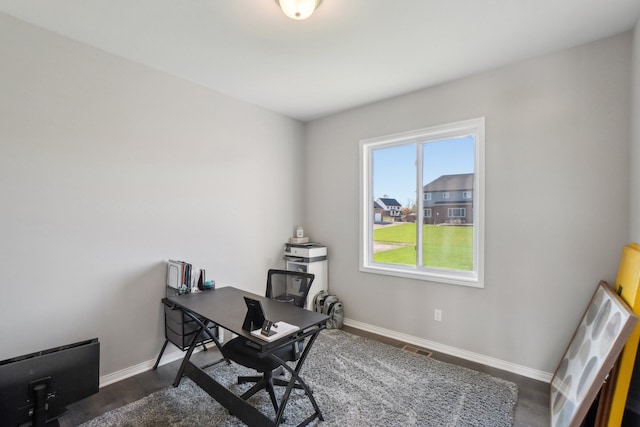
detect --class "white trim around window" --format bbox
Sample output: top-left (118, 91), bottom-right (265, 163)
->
top-left (359, 118), bottom-right (485, 288)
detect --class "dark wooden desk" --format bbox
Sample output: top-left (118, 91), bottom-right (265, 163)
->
top-left (166, 286), bottom-right (328, 426)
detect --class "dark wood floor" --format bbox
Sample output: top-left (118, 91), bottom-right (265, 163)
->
top-left (61, 326), bottom-right (550, 426)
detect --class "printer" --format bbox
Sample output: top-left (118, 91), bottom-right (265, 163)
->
top-left (283, 243), bottom-right (328, 310)
top-left (284, 242), bottom-right (327, 262)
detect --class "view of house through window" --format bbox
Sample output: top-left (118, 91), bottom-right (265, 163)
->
top-left (360, 118), bottom-right (484, 287)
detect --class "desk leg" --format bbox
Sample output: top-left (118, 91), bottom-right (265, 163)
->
top-left (271, 331), bottom-right (324, 426)
top-left (172, 324), bottom-right (205, 387)
top-left (152, 338), bottom-right (169, 370)
top-left (182, 310), bottom-right (227, 356)
top-left (184, 361), bottom-right (275, 427)
top-left (172, 310), bottom-right (230, 387)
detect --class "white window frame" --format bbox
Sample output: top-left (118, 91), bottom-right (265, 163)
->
top-left (448, 208), bottom-right (466, 218)
top-left (442, 192), bottom-right (450, 199)
top-left (463, 191), bottom-right (472, 199)
top-left (359, 118), bottom-right (485, 288)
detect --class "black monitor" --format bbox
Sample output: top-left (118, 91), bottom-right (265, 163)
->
top-left (0, 338), bottom-right (100, 427)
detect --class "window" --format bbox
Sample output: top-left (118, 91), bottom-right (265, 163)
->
top-left (448, 208), bottom-right (466, 217)
top-left (359, 118), bottom-right (484, 287)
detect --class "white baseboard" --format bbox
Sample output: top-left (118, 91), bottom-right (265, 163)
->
top-left (98, 348), bottom-right (183, 388)
top-left (98, 343), bottom-right (219, 388)
top-left (343, 318), bottom-right (553, 383)
top-left (99, 321), bottom-right (553, 388)
top-left (99, 330), bottom-right (226, 388)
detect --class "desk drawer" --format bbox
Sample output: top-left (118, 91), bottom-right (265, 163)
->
top-left (165, 315), bottom-right (201, 336)
top-left (166, 327), bottom-right (200, 350)
top-left (163, 304), bottom-right (216, 350)
top-left (165, 305), bottom-right (192, 324)
top-left (164, 306), bottom-right (205, 333)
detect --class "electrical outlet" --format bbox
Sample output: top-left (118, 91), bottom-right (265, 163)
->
top-left (434, 309), bottom-right (442, 322)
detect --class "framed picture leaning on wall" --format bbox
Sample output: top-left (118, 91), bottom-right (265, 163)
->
top-left (550, 280), bottom-right (639, 427)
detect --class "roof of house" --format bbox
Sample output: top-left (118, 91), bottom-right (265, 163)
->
top-left (423, 173), bottom-right (474, 192)
top-left (377, 198), bottom-right (402, 207)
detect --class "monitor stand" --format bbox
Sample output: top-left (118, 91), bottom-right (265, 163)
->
top-left (31, 380), bottom-right (65, 427)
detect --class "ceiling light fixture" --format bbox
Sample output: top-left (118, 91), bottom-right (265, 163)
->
top-left (277, 0), bottom-right (322, 20)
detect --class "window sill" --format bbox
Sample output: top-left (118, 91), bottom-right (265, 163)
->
top-left (360, 263), bottom-right (483, 288)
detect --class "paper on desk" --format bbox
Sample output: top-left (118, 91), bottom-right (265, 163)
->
top-left (250, 321), bottom-right (300, 342)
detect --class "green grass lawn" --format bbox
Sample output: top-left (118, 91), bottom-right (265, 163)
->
top-left (373, 223), bottom-right (473, 270)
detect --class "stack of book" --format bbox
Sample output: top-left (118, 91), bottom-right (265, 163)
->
top-left (166, 259), bottom-right (194, 296)
top-left (166, 260), bottom-right (211, 297)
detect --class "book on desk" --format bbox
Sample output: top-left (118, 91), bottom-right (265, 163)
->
top-left (250, 321), bottom-right (300, 342)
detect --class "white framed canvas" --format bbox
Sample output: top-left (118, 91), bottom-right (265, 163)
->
top-left (551, 281), bottom-right (638, 427)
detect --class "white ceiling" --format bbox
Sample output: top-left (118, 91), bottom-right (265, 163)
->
top-left (1, 0), bottom-right (639, 121)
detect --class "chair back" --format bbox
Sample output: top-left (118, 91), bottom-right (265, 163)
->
top-left (266, 269), bottom-right (315, 308)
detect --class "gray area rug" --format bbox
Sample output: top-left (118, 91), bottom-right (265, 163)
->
top-left (80, 330), bottom-right (518, 426)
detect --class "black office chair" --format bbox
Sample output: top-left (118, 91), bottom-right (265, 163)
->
top-left (266, 268), bottom-right (313, 308)
top-left (221, 269), bottom-right (315, 413)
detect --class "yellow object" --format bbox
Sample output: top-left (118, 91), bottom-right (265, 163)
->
top-left (608, 243), bottom-right (640, 426)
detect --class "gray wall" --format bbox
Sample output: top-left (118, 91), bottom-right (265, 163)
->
top-left (1, 11), bottom-right (638, 383)
top-left (0, 14), bottom-right (304, 376)
top-left (304, 32), bottom-right (632, 375)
